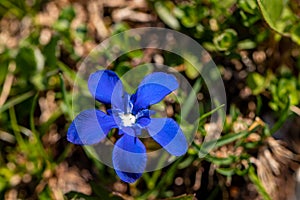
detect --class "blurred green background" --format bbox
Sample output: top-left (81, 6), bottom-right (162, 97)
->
top-left (0, 0), bottom-right (300, 199)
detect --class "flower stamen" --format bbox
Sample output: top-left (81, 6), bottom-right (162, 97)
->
top-left (120, 113), bottom-right (136, 127)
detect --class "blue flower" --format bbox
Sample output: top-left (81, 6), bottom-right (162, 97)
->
top-left (67, 70), bottom-right (188, 183)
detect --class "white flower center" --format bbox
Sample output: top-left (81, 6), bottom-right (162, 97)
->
top-left (120, 113), bottom-right (136, 127)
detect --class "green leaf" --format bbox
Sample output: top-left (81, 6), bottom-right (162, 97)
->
top-left (43, 35), bottom-right (59, 68)
top-left (0, 50), bottom-right (10, 85)
top-left (33, 47), bottom-right (44, 71)
top-left (206, 154), bottom-right (236, 165)
top-left (38, 186), bottom-right (52, 200)
top-left (154, 1), bottom-right (180, 30)
top-left (291, 23), bottom-right (300, 45)
top-left (246, 72), bottom-right (266, 95)
top-left (237, 39), bottom-right (257, 50)
top-left (53, 19), bottom-right (70, 32)
top-left (178, 156), bottom-right (195, 169)
top-left (0, 176), bottom-right (7, 192)
top-left (257, 0), bottom-right (286, 34)
top-left (182, 52), bottom-right (202, 79)
top-left (238, 0), bottom-right (258, 14)
top-left (127, 49), bottom-right (144, 59)
top-left (216, 168), bottom-right (235, 176)
top-left (180, 6), bottom-right (198, 28)
top-left (270, 96), bottom-right (290, 134)
top-left (16, 46), bottom-right (37, 77)
top-left (59, 6), bottom-right (75, 21)
top-left (75, 25), bottom-right (88, 41)
top-left (213, 29), bottom-right (237, 51)
top-left (278, 78), bottom-right (299, 105)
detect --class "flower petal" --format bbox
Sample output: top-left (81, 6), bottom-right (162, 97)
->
top-left (130, 72), bottom-right (178, 114)
top-left (136, 109), bottom-right (152, 127)
top-left (112, 134), bottom-right (147, 183)
top-left (119, 125), bottom-right (142, 137)
top-left (88, 70), bottom-right (124, 104)
top-left (67, 109), bottom-right (116, 145)
top-left (147, 118), bottom-right (187, 156)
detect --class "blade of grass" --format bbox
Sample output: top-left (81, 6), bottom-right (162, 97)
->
top-left (59, 73), bottom-right (72, 119)
top-left (165, 194), bottom-right (196, 200)
top-left (199, 104), bottom-right (225, 123)
top-left (208, 131), bottom-right (248, 148)
top-left (30, 92), bottom-right (39, 133)
top-left (83, 146), bottom-right (104, 171)
top-left (9, 107), bottom-right (24, 147)
top-left (58, 73), bottom-right (78, 164)
top-left (0, 91), bottom-right (34, 114)
top-left (39, 109), bottom-right (63, 135)
top-left (248, 166), bottom-right (271, 200)
top-left (137, 157), bottom-right (183, 200)
top-left (30, 92), bottom-right (52, 163)
top-left (146, 152), bottom-right (169, 190)
top-left (195, 131), bottom-right (249, 156)
top-left (57, 61), bottom-right (77, 81)
top-left (57, 143), bottom-right (73, 163)
top-left (206, 186), bottom-right (220, 200)
top-left (270, 98), bottom-right (290, 134)
top-left (0, 0), bottom-right (25, 17)
top-left (256, 95), bottom-right (262, 115)
top-left (181, 78), bottom-right (202, 120)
